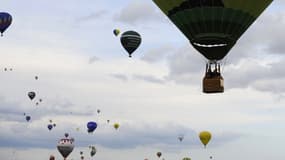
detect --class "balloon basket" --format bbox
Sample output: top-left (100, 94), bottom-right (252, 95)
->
top-left (203, 75), bottom-right (224, 93)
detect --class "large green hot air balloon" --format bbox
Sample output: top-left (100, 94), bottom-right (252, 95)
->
top-left (153, 0), bottom-right (273, 93)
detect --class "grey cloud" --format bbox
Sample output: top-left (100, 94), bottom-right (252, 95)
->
top-left (114, 1), bottom-right (161, 25)
top-left (133, 74), bottom-right (165, 84)
top-left (110, 74), bottom-right (128, 82)
top-left (88, 56), bottom-right (100, 64)
top-left (141, 45), bottom-right (175, 63)
top-left (0, 122), bottom-right (242, 150)
top-left (77, 10), bottom-right (109, 22)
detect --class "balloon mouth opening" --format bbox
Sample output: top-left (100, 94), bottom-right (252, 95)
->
top-left (193, 42), bottom-right (228, 48)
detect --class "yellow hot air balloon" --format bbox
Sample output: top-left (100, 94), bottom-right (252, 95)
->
top-left (113, 123), bottom-right (120, 130)
top-left (199, 131), bottom-right (212, 148)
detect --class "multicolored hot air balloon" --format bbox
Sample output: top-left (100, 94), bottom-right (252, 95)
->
top-left (120, 30), bottom-right (142, 58)
top-left (57, 134), bottom-right (74, 160)
top-left (153, 0), bottom-right (273, 93)
top-left (199, 131), bottom-right (212, 148)
top-left (0, 12), bottom-right (12, 36)
top-left (113, 29), bottom-right (120, 36)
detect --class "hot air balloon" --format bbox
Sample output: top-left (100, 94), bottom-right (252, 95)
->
top-left (35, 76), bottom-right (38, 80)
top-left (25, 115), bottom-right (31, 122)
top-left (0, 12), bottom-right (12, 36)
top-left (156, 152), bottom-right (162, 158)
top-left (113, 29), bottom-right (120, 36)
top-left (210, 156), bottom-right (213, 159)
top-left (113, 123), bottom-right (120, 130)
top-left (57, 134), bottom-right (74, 160)
top-left (199, 131), bottom-right (212, 148)
top-left (107, 120), bottom-right (110, 123)
top-left (153, 0), bottom-right (273, 93)
top-left (178, 135), bottom-right (184, 142)
top-left (89, 146), bottom-right (96, 157)
top-left (53, 123), bottom-right (56, 127)
top-left (120, 30), bottom-right (142, 58)
top-left (87, 121), bottom-right (97, 133)
top-left (47, 124), bottom-right (53, 131)
top-left (28, 91), bottom-right (36, 100)
top-left (183, 157), bottom-right (191, 160)
top-left (97, 109), bottom-right (100, 114)
top-left (49, 155), bottom-right (55, 160)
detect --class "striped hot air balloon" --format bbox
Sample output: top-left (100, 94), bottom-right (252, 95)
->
top-left (120, 31), bottom-right (142, 58)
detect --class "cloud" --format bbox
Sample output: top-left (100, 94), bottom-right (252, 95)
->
top-left (77, 10), bottom-right (109, 22)
top-left (141, 45), bottom-right (175, 63)
top-left (132, 74), bottom-right (165, 84)
top-left (110, 73), bottom-right (128, 82)
top-left (114, 1), bottom-right (161, 25)
top-left (88, 56), bottom-right (100, 64)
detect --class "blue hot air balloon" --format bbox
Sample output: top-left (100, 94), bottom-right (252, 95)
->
top-left (47, 124), bottom-right (53, 131)
top-left (87, 121), bottom-right (97, 133)
top-left (25, 116), bottom-right (31, 122)
top-left (0, 12), bottom-right (12, 36)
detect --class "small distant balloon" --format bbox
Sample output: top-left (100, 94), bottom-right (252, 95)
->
top-left (210, 156), bottom-right (213, 159)
top-left (97, 109), bottom-right (100, 114)
top-left (53, 123), bottom-right (56, 127)
top-left (199, 131), bottom-right (212, 148)
top-left (178, 135), bottom-right (184, 142)
top-left (80, 151), bottom-right (83, 155)
top-left (49, 155), bottom-right (55, 160)
top-left (64, 133), bottom-right (69, 138)
top-left (107, 120), bottom-right (110, 123)
top-left (113, 123), bottom-right (119, 130)
top-left (47, 124), bottom-right (53, 131)
top-left (39, 99), bottom-right (42, 102)
top-left (25, 115), bottom-right (31, 122)
top-left (89, 146), bottom-right (96, 157)
top-left (28, 91), bottom-right (36, 100)
top-left (156, 152), bottom-right (162, 158)
top-left (120, 30), bottom-right (142, 58)
top-left (113, 29), bottom-right (120, 36)
top-left (4, 68), bottom-right (7, 71)
top-left (87, 121), bottom-right (97, 133)
top-left (35, 76), bottom-right (38, 80)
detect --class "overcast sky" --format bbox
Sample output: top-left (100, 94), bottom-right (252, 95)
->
top-left (1, 0), bottom-right (285, 160)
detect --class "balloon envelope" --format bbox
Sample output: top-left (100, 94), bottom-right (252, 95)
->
top-left (199, 131), bottom-right (212, 147)
top-left (25, 116), bottom-right (31, 122)
top-left (113, 29), bottom-right (120, 36)
top-left (157, 152), bottom-right (162, 158)
top-left (57, 136), bottom-right (74, 159)
top-left (153, 0), bottom-right (273, 61)
top-left (113, 123), bottom-right (119, 130)
top-left (87, 121), bottom-right (97, 133)
top-left (28, 92), bottom-right (36, 100)
top-left (47, 124), bottom-right (53, 130)
top-left (0, 12), bottom-right (12, 36)
top-left (120, 31), bottom-right (142, 57)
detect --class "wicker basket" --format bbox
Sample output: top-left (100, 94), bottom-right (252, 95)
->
top-left (203, 76), bottom-right (224, 93)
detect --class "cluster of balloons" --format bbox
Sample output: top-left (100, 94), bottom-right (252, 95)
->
top-left (23, 113), bottom-right (31, 122)
top-left (114, 29), bottom-right (142, 58)
top-left (47, 120), bottom-right (56, 131)
top-left (3, 68), bottom-right (12, 71)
